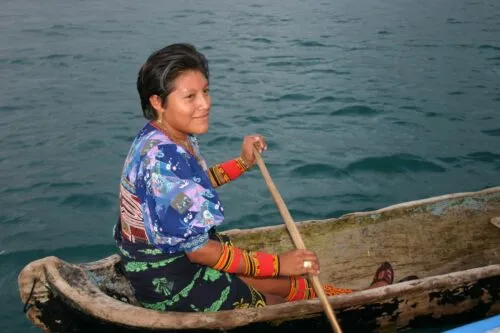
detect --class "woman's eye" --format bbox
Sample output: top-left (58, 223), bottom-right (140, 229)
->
top-left (186, 94), bottom-right (195, 99)
top-left (203, 88), bottom-right (210, 94)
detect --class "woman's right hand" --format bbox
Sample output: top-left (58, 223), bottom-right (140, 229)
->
top-left (278, 249), bottom-right (320, 277)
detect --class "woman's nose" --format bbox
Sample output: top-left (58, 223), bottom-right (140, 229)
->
top-left (198, 93), bottom-right (211, 110)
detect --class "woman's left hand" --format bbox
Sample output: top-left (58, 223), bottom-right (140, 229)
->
top-left (240, 134), bottom-right (267, 168)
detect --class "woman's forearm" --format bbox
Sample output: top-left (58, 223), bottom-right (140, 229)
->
top-left (186, 239), bottom-right (279, 277)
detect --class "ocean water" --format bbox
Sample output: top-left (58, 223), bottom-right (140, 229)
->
top-left (1, 0), bottom-right (499, 332)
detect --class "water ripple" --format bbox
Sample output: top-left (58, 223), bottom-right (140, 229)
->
top-left (38, 53), bottom-right (71, 60)
top-left (76, 139), bottom-right (106, 152)
top-left (424, 112), bottom-right (441, 118)
top-left (482, 129), bottom-right (500, 137)
top-left (289, 163), bottom-right (347, 178)
top-left (465, 151), bottom-right (500, 163)
top-left (60, 192), bottom-right (115, 209)
top-left (315, 96), bottom-right (336, 103)
top-left (263, 93), bottom-right (315, 102)
top-left (330, 105), bottom-right (381, 116)
top-left (479, 44), bottom-right (500, 51)
top-left (446, 18), bottom-right (465, 24)
top-left (251, 37), bottom-right (273, 44)
top-left (438, 152), bottom-right (500, 167)
top-left (347, 154), bottom-right (446, 173)
top-left (315, 96), bottom-right (358, 104)
top-left (206, 135), bottom-right (241, 146)
top-left (1, 180), bottom-right (92, 194)
top-left (198, 20), bottom-right (215, 25)
top-left (112, 134), bottom-right (136, 142)
top-left (279, 93), bottom-right (315, 101)
top-left (0, 105), bottom-right (26, 112)
top-left (400, 106), bottom-right (421, 111)
top-left (291, 40), bottom-right (328, 47)
top-left (99, 29), bottom-right (136, 34)
top-left (303, 69), bottom-right (351, 75)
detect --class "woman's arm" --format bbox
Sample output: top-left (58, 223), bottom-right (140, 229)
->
top-left (186, 239), bottom-right (320, 277)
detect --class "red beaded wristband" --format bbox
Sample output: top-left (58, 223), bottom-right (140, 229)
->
top-left (209, 157), bottom-right (249, 188)
top-left (212, 244), bottom-right (279, 277)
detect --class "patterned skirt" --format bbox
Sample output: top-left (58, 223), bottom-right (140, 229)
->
top-left (114, 221), bottom-right (266, 312)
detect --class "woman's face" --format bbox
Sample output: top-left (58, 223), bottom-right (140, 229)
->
top-left (159, 70), bottom-right (211, 136)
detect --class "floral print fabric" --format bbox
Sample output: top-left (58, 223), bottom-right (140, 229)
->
top-left (120, 122), bottom-right (224, 253)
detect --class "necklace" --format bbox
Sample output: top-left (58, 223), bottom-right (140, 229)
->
top-left (178, 138), bottom-right (194, 155)
top-left (153, 121), bottom-right (204, 166)
top-left (181, 138), bottom-right (205, 168)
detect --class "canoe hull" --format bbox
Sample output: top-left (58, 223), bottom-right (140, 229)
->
top-left (22, 267), bottom-right (500, 332)
top-left (19, 186), bottom-right (500, 332)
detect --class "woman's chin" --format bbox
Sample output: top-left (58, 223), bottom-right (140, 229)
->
top-left (191, 124), bottom-right (209, 135)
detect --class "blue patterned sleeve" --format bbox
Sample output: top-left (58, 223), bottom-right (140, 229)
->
top-left (142, 143), bottom-right (225, 253)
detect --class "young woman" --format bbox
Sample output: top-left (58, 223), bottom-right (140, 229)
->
top-left (114, 43), bottom-right (394, 312)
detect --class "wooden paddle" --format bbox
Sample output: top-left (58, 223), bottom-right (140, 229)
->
top-left (252, 147), bottom-right (343, 333)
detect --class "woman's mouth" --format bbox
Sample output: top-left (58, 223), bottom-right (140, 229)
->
top-left (194, 114), bottom-right (209, 119)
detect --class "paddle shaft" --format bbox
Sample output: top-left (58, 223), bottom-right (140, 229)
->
top-left (252, 148), bottom-right (343, 333)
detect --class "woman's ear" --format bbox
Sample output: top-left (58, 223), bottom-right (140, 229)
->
top-left (149, 95), bottom-right (164, 118)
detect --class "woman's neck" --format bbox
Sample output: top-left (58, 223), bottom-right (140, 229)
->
top-left (153, 120), bottom-right (189, 144)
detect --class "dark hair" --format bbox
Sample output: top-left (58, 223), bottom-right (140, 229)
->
top-left (136, 43), bottom-right (209, 120)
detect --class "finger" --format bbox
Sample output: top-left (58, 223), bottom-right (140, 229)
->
top-left (301, 264), bottom-right (320, 274)
top-left (259, 138), bottom-right (267, 150)
top-left (303, 259), bottom-right (320, 273)
top-left (300, 250), bottom-right (318, 258)
top-left (252, 141), bottom-right (262, 153)
top-left (301, 255), bottom-right (320, 275)
top-left (302, 258), bottom-right (320, 271)
top-left (299, 259), bottom-right (318, 272)
top-left (302, 253), bottom-right (319, 262)
top-left (253, 135), bottom-right (266, 149)
top-left (302, 267), bottom-right (319, 276)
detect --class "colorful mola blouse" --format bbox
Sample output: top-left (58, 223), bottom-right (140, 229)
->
top-left (119, 122), bottom-right (224, 253)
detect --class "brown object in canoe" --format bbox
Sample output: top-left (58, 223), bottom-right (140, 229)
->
top-left (18, 186), bottom-right (500, 332)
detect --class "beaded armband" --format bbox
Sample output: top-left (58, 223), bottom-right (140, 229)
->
top-left (285, 277), bottom-right (353, 301)
top-left (213, 243), bottom-right (280, 277)
top-left (208, 157), bottom-right (250, 188)
top-left (286, 277), bottom-right (314, 301)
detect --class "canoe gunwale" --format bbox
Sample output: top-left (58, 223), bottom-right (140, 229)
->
top-left (22, 255), bottom-right (500, 331)
top-left (223, 186), bottom-right (500, 237)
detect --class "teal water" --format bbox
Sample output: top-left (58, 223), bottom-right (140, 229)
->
top-left (1, 0), bottom-right (499, 332)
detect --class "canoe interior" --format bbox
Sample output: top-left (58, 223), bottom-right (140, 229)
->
top-left (19, 187), bottom-right (500, 332)
top-left (225, 190), bottom-right (500, 289)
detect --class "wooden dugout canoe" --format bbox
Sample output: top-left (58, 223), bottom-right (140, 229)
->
top-left (18, 186), bottom-right (500, 333)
